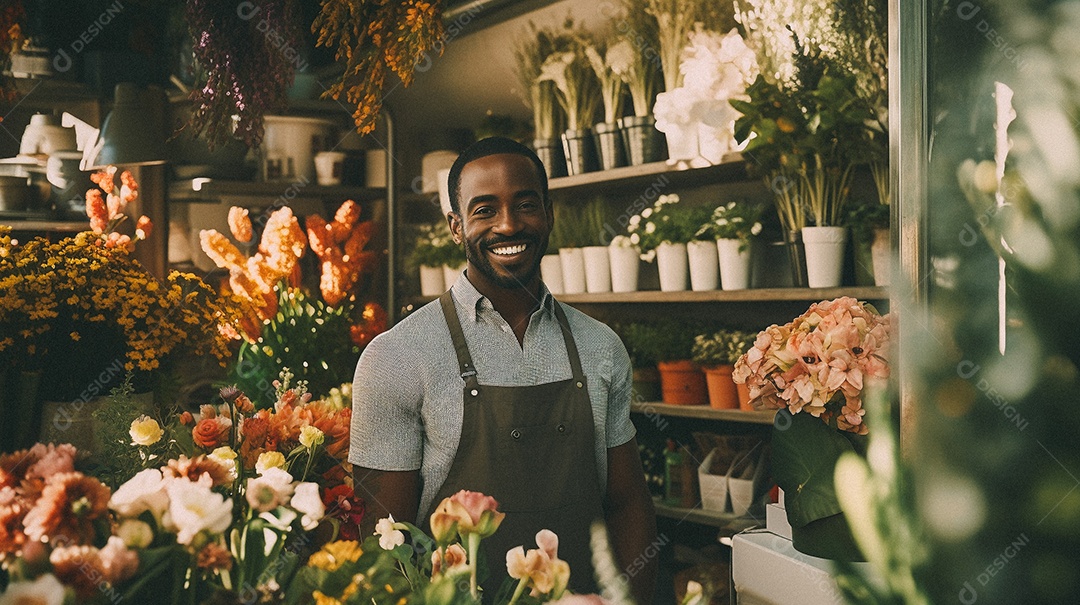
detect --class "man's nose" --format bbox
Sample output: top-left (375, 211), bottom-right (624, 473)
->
top-left (493, 207), bottom-right (521, 233)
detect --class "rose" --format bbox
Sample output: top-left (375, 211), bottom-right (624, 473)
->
top-left (192, 417), bottom-right (228, 449)
top-left (129, 415), bottom-right (163, 446)
top-left (255, 451), bottom-right (287, 475)
top-left (208, 447), bottom-right (239, 481)
top-left (430, 490), bottom-right (505, 542)
top-left (299, 425), bottom-right (325, 449)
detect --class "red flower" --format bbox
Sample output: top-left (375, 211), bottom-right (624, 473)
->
top-left (322, 484), bottom-right (364, 541)
top-left (192, 418), bottom-right (228, 449)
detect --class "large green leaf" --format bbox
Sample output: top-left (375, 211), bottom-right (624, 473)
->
top-left (771, 409), bottom-right (859, 528)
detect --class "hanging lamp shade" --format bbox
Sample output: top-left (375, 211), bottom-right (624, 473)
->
top-left (88, 83), bottom-right (167, 168)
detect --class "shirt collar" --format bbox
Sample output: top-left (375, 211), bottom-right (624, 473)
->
top-left (450, 269), bottom-right (556, 322)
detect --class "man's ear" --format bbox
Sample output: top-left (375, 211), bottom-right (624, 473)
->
top-left (447, 211), bottom-right (463, 245)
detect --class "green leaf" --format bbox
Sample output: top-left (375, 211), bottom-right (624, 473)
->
top-left (771, 409), bottom-right (858, 527)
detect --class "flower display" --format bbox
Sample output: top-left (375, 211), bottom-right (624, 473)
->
top-left (537, 21), bottom-right (601, 132)
top-left (305, 200), bottom-right (380, 307)
top-left (514, 21), bottom-right (572, 140)
top-left (85, 166), bottom-right (151, 251)
top-left (733, 297), bottom-right (891, 434)
top-left (695, 200), bottom-right (764, 251)
top-left (288, 489), bottom-right (601, 605)
top-left (624, 194), bottom-right (708, 260)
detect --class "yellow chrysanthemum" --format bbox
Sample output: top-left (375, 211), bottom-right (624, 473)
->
top-left (307, 540), bottom-right (363, 572)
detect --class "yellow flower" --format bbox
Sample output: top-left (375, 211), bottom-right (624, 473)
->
top-left (70, 331), bottom-right (80, 341)
top-left (129, 414), bottom-right (163, 446)
top-left (307, 540), bottom-right (363, 572)
top-left (299, 425), bottom-right (325, 449)
top-left (209, 446), bottom-right (240, 481)
top-left (255, 451), bottom-right (287, 475)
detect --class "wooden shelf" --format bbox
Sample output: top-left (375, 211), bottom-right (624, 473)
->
top-left (168, 179), bottom-right (386, 203)
top-left (556, 286), bottom-right (888, 304)
top-left (632, 402), bottom-right (776, 424)
top-left (652, 498), bottom-right (761, 530)
top-left (548, 153), bottom-right (748, 193)
top-left (1, 219), bottom-right (88, 232)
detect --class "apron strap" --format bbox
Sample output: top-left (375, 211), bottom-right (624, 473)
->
top-left (552, 301), bottom-right (586, 383)
top-left (438, 291), bottom-right (479, 386)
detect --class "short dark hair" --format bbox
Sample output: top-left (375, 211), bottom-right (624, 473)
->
top-left (446, 137), bottom-right (549, 214)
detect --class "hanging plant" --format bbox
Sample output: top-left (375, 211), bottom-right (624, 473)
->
top-left (186, 0), bottom-right (302, 148)
top-left (313, 0), bottom-right (445, 134)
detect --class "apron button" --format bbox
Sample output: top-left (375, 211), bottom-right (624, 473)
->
top-left (575, 381), bottom-right (583, 388)
top-left (511, 429), bottom-right (521, 439)
top-left (470, 389), bottom-right (478, 397)
top-left (557, 424), bottom-right (565, 433)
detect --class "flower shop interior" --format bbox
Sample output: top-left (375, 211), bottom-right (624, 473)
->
top-left (2, 0), bottom-right (1078, 604)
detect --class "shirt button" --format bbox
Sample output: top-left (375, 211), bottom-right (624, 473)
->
top-left (511, 429), bottom-right (521, 439)
top-left (470, 389), bottom-right (478, 397)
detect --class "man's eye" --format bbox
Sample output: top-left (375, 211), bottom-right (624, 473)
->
top-left (473, 207), bottom-right (494, 216)
top-left (519, 200), bottom-right (540, 211)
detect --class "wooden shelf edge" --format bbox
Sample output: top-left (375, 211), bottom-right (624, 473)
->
top-left (556, 286), bottom-right (889, 304)
top-left (1, 220), bottom-right (89, 232)
top-left (631, 402), bottom-right (776, 424)
top-left (168, 179), bottom-right (387, 202)
top-left (652, 498), bottom-right (761, 530)
top-left (548, 153), bottom-right (747, 191)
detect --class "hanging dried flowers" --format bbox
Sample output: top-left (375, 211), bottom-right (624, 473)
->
top-left (313, 0), bottom-right (446, 134)
top-left (186, 0), bottom-right (302, 148)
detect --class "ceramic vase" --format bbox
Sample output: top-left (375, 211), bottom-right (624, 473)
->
top-left (655, 242), bottom-right (689, 292)
top-left (663, 121), bottom-right (700, 165)
top-left (802, 226), bottom-right (848, 288)
top-left (687, 240), bottom-right (719, 291)
top-left (609, 245), bottom-right (640, 292)
top-left (419, 265), bottom-right (445, 297)
top-left (559, 248), bottom-right (587, 294)
top-left (582, 246), bottom-right (612, 293)
top-left (716, 238), bottom-right (752, 290)
top-left (541, 254), bottom-right (565, 294)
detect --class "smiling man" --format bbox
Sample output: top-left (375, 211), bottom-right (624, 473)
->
top-left (349, 137), bottom-right (656, 601)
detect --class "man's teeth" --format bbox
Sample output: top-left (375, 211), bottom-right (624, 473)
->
top-left (490, 244), bottom-right (527, 256)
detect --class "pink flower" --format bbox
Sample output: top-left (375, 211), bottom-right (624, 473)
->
top-left (506, 529), bottom-right (570, 598)
top-left (430, 490), bottom-right (505, 542)
top-left (431, 543), bottom-right (468, 577)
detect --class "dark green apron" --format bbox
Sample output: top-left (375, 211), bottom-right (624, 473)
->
top-left (425, 291), bottom-right (603, 598)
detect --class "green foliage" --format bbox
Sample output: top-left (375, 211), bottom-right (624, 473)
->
top-left (845, 201), bottom-right (890, 244)
top-left (614, 322), bottom-right (663, 368)
top-left (617, 318), bottom-right (704, 365)
top-left (550, 197), bottom-right (610, 248)
top-left (691, 330), bottom-right (757, 367)
top-left (409, 221), bottom-right (466, 269)
top-left (695, 201), bottom-right (765, 250)
top-left (627, 194), bottom-right (706, 255)
top-left (231, 286), bottom-right (361, 404)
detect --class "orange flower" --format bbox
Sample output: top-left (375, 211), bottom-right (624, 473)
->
top-left (196, 541), bottom-right (233, 570)
top-left (229, 207), bottom-right (253, 243)
top-left (163, 454), bottom-right (233, 487)
top-left (85, 189), bottom-right (108, 234)
top-left (50, 545), bottom-right (107, 601)
top-left (192, 417), bottom-right (229, 449)
top-left (135, 215), bottom-right (153, 240)
top-left (22, 472), bottom-right (111, 546)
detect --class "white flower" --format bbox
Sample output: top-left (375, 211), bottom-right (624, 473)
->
top-left (117, 519), bottom-right (155, 548)
top-left (682, 580), bottom-right (706, 605)
top-left (641, 208), bottom-right (653, 219)
top-left (645, 222), bottom-right (656, 234)
top-left (110, 468), bottom-right (169, 519)
top-left (609, 235), bottom-right (633, 248)
top-left (256, 451), bottom-right (287, 475)
top-left (0, 573), bottom-right (66, 605)
top-left (751, 223), bottom-right (763, 235)
top-left (629, 233), bottom-right (641, 245)
top-left (628, 214), bottom-right (641, 227)
top-left (641, 249), bottom-right (656, 262)
top-left (375, 515), bottom-right (405, 550)
top-left (717, 218), bottom-right (729, 226)
top-left (290, 482), bottom-right (325, 531)
top-left (162, 479), bottom-right (233, 545)
top-left (246, 467), bottom-right (296, 512)
top-left (129, 415), bottom-right (163, 446)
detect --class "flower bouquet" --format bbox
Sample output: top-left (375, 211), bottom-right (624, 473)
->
top-left (733, 296), bottom-right (891, 559)
top-left (287, 490), bottom-right (596, 605)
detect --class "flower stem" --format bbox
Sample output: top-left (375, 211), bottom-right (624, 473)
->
top-left (507, 577), bottom-right (529, 605)
top-left (467, 532), bottom-right (482, 599)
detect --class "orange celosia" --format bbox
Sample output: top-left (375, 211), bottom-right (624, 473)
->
top-left (229, 207), bottom-right (253, 243)
top-left (305, 201), bottom-right (379, 306)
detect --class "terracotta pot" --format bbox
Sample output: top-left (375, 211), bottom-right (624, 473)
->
top-left (657, 360), bottom-right (707, 405)
top-left (703, 365), bottom-right (739, 409)
top-left (736, 382), bottom-right (753, 411)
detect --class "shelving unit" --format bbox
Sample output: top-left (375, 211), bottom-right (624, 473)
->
top-left (168, 178), bottom-right (387, 204)
top-left (631, 402), bottom-right (775, 424)
top-left (548, 153), bottom-right (748, 192)
top-left (652, 499), bottom-right (762, 532)
top-left (556, 286), bottom-right (887, 304)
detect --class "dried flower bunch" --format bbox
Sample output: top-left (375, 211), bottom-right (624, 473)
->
top-left (314, 0), bottom-right (446, 134)
top-left (584, 29), bottom-right (627, 124)
top-left (537, 19), bottom-right (601, 132)
top-left (514, 21), bottom-right (573, 140)
top-left (186, 0), bottom-right (301, 147)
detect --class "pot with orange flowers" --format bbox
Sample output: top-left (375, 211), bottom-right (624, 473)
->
top-left (0, 167), bottom-right (236, 453)
top-left (733, 297), bottom-right (891, 561)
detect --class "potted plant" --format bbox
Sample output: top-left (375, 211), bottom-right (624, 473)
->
top-left (614, 321), bottom-right (664, 402)
top-left (846, 201), bottom-right (890, 286)
top-left (683, 205), bottom-right (720, 291)
top-left (408, 221), bottom-right (459, 296)
top-left (549, 201), bottom-right (589, 294)
top-left (626, 193), bottom-right (702, 291)
top-left (577, 197), bottom-right (614, 293)
top-left (538, 21), bottom-right (601, 175)
top-left (608, 234), bottom-right (641, 292)
top-left (605, 0), bottom-right (666, 165)
top-left (651, 319), bottom-right (707, 405)
top-left (585, 30), bottom-right (628, 170)
top-left (515, 21), bottom-right (571, 178)
top-left (733, 297), bottom-right (891, 560)
top-left (696, 200), bottom-right (764, 290)
top-left (692, 330), bottom-right (754, 409)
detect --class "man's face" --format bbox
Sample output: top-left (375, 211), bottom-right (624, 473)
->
top-left (449, 153), bottom-right (552, 291)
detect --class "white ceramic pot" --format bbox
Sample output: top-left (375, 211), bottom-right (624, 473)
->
top-left (717, 238), bottom-right (752, 290)
top-left (582, 246), bottom-right (612, 293)
top-left (541, 254), bottom-right (565, 294)
top-left (687, 240), bottom-right (719, 291)
top-left (443, 263), bottom-right (465, 288)
top-left (261, 116), bottom-right (335, 182)
top-left (419, 265), bottom-right (445, 296)
top-left (609, 246), bottom-right (640, 292)
top-left (656, 242), bottom-right (689, 292)
top-left (802, 226), bottom-right (848, 288)
top-left (559, 248), bottom-right (587, 294)
top-left (663, 121), bottom-right (700, 164)
top-left (871, 228), bottom-right (890, 286)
